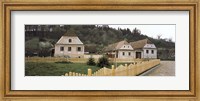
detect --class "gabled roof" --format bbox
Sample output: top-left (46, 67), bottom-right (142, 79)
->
top-left (103, 40), bottom-right (129, 52)
top-left (104, 38), bottom-right (156, 52)
top-left (130, 38), bottom-right (153, 49)
top-left (56, 29), bottom-right (84, 45)
top-left (63, 28), bottom-right (77, 36)
top-left (56, 36), bottom-right (83, 45)
top-left (56, 28), bottom-right (84, 45)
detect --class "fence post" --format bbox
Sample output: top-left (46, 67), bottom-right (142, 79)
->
top-left (69, 72), bottom-right (72, 76)
top-left (103, 67), bottom-right (106, 76)
top-left (73, 72), bottom-right (76, 76)
top-left (111, 65), bottom-right (115, 76)
top-left (65, 73), bottom-right (68, 76)
top-left (125, 64), bottom-right (129, 76)
top-left (88, 68), bottom-right (92, 76)
top-left (76, 73), bottom-right (79, 76)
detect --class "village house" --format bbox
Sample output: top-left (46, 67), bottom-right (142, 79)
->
top-left (130, 39), bottom-right (157, 59)
top-left (104, 39), bottom-right (157, 59)
top-left (54, 29), bottom-right (84, 58)
top-left (103, 40), bottom-right (134, 59)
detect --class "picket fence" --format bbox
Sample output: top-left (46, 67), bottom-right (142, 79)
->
top-left (26, 57), bottom-right (145, 63)
top-left (64, 59), bottom-right (160, 76)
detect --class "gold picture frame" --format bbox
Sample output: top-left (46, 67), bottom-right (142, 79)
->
top-left (0, 0), bottom-right (199, 101)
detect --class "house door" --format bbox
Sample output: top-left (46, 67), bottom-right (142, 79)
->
top-left (136, 52), bottom-right (141, 59)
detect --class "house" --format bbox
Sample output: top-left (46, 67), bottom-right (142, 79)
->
top-left (104, 38), bottom-right (157, 59)
top-left (130, 39), bottom-right (157, 59)
top-left (103, 40), bottom-right (134, 59)
top-left (54, 29), bottom-right (84, 58)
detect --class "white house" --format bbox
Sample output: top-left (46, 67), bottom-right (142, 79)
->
top-left (130, 39), bottom-right (157, 59)
top-left (103, 40), bottom-right (134, 59)
top-left (54, 29), bottom-right (84, 58)
top-left (104, 38), bottom-right (157, 59)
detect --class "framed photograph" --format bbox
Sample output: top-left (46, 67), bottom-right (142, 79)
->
top-left (0, 0), bottom-right (199, 100)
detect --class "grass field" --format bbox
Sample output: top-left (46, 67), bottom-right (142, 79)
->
top-left (25, 62), bottom-right (100, 76)
top-left (25, 62), bottom-right (129, 76)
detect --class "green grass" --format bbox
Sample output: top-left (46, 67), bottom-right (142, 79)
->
top-left (25, 62), bottom-right (131, 76)
top-left (25, 62), bottom-right (102, 76)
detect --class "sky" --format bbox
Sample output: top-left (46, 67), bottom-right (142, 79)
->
top-left (108, 25), bottom-right (176, 42)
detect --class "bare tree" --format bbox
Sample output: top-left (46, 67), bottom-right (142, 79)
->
top-left (157, 34), bottom-right (162, 40)
top-left (168, 37), bottom-right (172, 42)
top-left (132, 27), bottom-right (141, 35)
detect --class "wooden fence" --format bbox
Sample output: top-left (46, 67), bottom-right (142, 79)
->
top-left (64, 59), bottom-right (160, 76)
top-left (25, 57), bottom-right (87, 63)
top-left (63, 72), bottom-right (87, 76)
top-left (25, 57), bottom-right (145, 63)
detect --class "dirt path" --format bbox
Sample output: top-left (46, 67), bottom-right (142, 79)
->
top-left (140, 61), bottom-right (175, 76)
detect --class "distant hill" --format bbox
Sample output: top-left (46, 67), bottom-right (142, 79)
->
top-left (25, 25), bottom-right (175, 59)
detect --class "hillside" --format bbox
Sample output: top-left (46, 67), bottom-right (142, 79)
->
top-left (25, 25), bottom-right (175, 59)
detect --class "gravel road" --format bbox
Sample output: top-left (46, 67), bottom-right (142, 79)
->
top-left (140, 61), bottom-right (175, 76)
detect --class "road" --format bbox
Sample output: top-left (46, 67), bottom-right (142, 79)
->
top-left (140, 61), bottom-right (175, 76)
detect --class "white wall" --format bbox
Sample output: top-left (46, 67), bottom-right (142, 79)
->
top-left (144, 44), bottom-right (156, 48)
top-left (119, 44), bottom-right (133, 50)
top-left (118, 50), bottom-right (134, 59)
top-left (54, 44), bottom-right (84, 58)
top-left (57, 36), bottom-right (83, 44)
top-left (143, 49), bottom-right (157, 58)
top-left (143, 44), bottom-right (157, 58)
top-left (84, 54), bottom-right (103, 59)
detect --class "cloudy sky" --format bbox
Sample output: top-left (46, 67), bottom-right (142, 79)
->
top-left (108, 25), bottom-right (176, 42)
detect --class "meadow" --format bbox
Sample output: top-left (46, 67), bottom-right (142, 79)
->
top-left (25, 62), bottom-right (100, 76)
top-left (25, 61), bottom-right (128, 76)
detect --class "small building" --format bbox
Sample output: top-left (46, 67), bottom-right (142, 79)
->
top-left (104, 38), bottom-right (157, 59)
top-left (54, 29), bottom-right (84, 58)
top-left (103, 40), bottom-right (134, 59)
top-left (130, 39), bottom-right (157, 59)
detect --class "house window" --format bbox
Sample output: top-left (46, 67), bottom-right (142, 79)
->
top-left (69, 39), bottom-right (72, 43)
top-left (122, 52), bottom-right (125, 56)
top-left (60, 47), bottom-right (64, 51)
top-left (152, 50), bottom-right (154, 54)
top-left (77, 47), bottom-right (81, 51)
top-left (128, 52), bottom-right (131, 56)
top-left (68, 47), bottom-right (71, 51)
top-left (124, 46), bottom-right (125, 48)
top-left (146, 50), bottom-right (149, 54)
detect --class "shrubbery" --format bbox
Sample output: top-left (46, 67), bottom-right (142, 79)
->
top-left (87, 57), bottom-right (96, 66)
top-left (97, 56), bottom-right (110, 68)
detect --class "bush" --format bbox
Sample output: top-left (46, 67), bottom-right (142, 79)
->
top-left (87, 57), bottom-right (96, 66)
top-left (55, 61), bottom-right (72, 64)
top-left (97, 56), bottom-right (110, 68)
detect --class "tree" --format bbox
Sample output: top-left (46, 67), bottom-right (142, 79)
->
top-left (132, 27), bottom-right (141, 35)
top-left (168, 38), bottom-right (172, 42)
top-left (97, 56), bottom-right (110, 68)
top-left (157, 34), bottom-right (162, 40)
top-left (87, 57), bottom-right (96, 66)
top-left (38, 41), bottom-right (53, 57)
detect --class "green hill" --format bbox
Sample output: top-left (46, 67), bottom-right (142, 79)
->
top-left (25, 25), bottom-right (175, 59)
